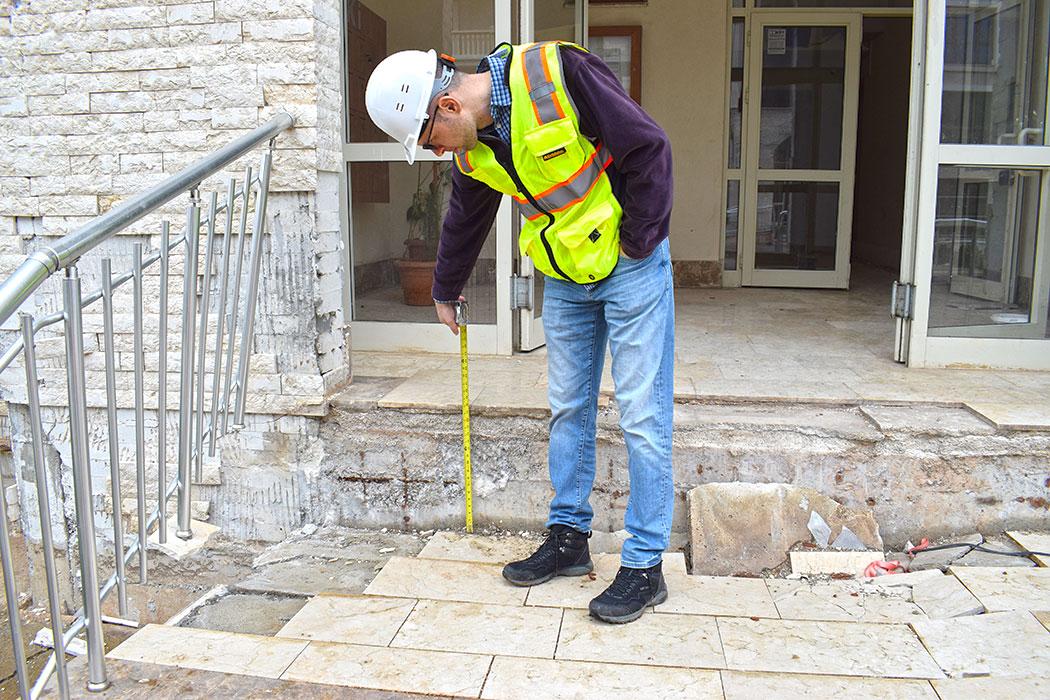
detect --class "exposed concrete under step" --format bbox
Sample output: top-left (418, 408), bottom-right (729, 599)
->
top-left (207, 397), bottom-right (1050, 546)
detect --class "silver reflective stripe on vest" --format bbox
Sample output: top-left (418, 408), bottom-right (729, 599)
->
top-left (515, 145), bottom-right (614, 219)
top-left (455, 152), bottom-right (475, 174)
top-left (523, 44), bottom-right (563, 125)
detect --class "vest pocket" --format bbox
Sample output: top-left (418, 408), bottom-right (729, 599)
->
top-left (522, 118), bottom-right (585, 183)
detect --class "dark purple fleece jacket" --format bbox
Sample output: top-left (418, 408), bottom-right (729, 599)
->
top-left (432, 44), bottom-right (673, 302)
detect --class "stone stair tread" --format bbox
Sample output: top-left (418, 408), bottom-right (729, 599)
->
top-left (482, 656), bottom-right (725, 699)
top-left (363, 555), bottom-right (526, 606)
top-left (276, 594), bottom-right (416, 646)
top-left (107, 624), bottom-right (308, 679)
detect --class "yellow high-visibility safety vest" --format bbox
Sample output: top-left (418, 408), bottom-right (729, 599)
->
top-left (453, 41), bottom-right (623, 283)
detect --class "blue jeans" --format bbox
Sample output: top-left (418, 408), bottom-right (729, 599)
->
top-left (542, 239), bottom-right (675, 568)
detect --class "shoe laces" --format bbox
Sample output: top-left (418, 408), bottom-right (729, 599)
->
top-left (530, 526), bottom-right (578, 565)
top-left (605, 567), bottom-right (651, 600)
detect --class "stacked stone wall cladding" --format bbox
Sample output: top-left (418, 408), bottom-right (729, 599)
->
top-left (0, 1), bottom-right (350, 545)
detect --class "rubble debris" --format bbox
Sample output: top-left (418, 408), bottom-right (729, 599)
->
top-left (954, 535), bottom-right (1036, 568)
top-left (832, 526), bottom-right (867, 551)
top-left (688, 482), bottom-right (882, 576)
top-left (807, 511), bottom-right (832, 548)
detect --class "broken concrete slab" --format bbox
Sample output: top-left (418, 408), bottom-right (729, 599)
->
top-left (907, 533), bottom-right (982, 572)
top-left (234, 557), bottom-right (381, 597)
top-left (179, 593), bottom-right (307, 636)
top-left (954, 535), bottom-right (1036, 568)
top-left (252, 527), bottom-right (425, 568)
top-left (688, 482), bottom-right (882, 576)
top-left (790, 550), bottom-right (885, 577)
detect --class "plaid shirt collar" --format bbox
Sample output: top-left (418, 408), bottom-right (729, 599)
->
top-left (478, 46), bottom-right (512, 143)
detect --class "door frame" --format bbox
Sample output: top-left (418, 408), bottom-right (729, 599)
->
top-left (739, 12), bottom-right (862, 289)
top-left (901, 0), bottom-right (1050, 369)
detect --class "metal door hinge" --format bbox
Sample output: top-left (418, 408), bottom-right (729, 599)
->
top-left (510, 274), bottom-right (533, 311)
top-left (891, 281), bottom-right (915, 320)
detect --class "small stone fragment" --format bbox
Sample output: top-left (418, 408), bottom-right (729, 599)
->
top-left (300, 523), bottom-right (318, 536)
top-left (831, 526), bottom-right (867, 551)
top-left (808, 511), bottom-right (832, 548)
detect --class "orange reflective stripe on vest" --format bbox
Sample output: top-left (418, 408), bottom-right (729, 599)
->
top-left (513, 144), bottom-right (615, 220)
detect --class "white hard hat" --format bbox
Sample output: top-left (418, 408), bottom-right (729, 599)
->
top-left (365, 49), bottom-right (454, 164)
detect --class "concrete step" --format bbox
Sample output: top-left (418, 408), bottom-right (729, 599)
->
top-left (299, 399), bottom-right (1050, 546)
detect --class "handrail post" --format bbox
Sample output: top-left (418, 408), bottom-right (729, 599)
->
top-left (234, 150), bottom-right (273, 426)
top-left (176, 191), bottom-right (201, 540)
top-left (63, 265), bottom-right (109, 692)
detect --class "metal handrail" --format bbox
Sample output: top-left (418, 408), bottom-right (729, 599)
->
top-left (0, 113), bottom-right (294, 329)
top-left (0, 113), bottom-right (294, 699)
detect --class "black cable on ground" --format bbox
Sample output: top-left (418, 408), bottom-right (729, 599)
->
top-left (908, 542), bottom-right (1050, 558)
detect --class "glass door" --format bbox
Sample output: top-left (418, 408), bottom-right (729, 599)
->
top-left (904, 0), bottom-right (1050, 368)
top-left (741, 14), bottom-right (861, 288)
top-left (343, 0), bottom-right (514, 354)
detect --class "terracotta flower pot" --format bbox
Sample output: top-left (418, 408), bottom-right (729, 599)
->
top-left (394, 259), bottom-right (437, 306)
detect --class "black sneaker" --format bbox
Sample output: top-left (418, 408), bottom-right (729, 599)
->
top-left (502, 525), bottom-right (593, 587)
top-left (588, 562), bottom-right (668, 624)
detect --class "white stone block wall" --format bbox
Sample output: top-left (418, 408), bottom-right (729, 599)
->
top-left (0, 0), bottom-right (351, 550)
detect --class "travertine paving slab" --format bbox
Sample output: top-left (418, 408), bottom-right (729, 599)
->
top-left (656, 574), bottom-right (779, 619)
top-left (911, 573), bottom-right (984, 618)
top-left (481, 656), bottom-right (725, 699)
top-left (949, 566), bottom-right (1050, 612)
top-left (912, 611), bottom-right (1050, 678)
top-left (932, 676), bottom-right (1050, 699)
top-left (391, 599), bottom-right (561, 658)
top-left (275, 594), bottom-right (416, 646)
top-left (282, 641), bottom-right (491, 697)
top-left (722, 671), bottom-right (937, 699)
top-left (790, 550), bottom-right (885, 576)
top-left (524, 553), bottom-right (686, 610)
top-left (364, 556), bottom-right (526, 605)
top-left (108, 624), bottom-right (308, 679)
top-left (768, 580), bottom-right (926, 623)
top-left (717, 617), bottom-right (943, 679)
top-left (417, 531), bottom-right (541, 564)
top-left (556, 609), bottom-right (724, 669)
top-left (1006, 531), bottom-right (1050, 567)
top-left (965, 402), bottom-right (1050, 430)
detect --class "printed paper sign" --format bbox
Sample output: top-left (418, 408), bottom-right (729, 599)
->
top-left (767, 28), bottom-right (786, 55)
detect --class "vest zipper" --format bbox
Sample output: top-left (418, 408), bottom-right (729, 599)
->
top-left (502, 163), bottom-right (574, 284)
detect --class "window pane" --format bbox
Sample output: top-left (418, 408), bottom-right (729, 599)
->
top-left (755, 181), bottom-right (840, 270)
top-left (729, 18), bottom-right (745, 169)
top-left (929, 167), bottom-right (1044, 335)
top-left (346, 0), bottom-right (497, 144)
top-left (725, 180), bottom-right (740, 271)
top-left (351, 161), bottom-right (497, 324)
top-left (759, 26), bottom-right (846, 170)
top-left (941, 0), bottom-right (1050, 145)
top-left (756, 1), bottom-right (911, 6)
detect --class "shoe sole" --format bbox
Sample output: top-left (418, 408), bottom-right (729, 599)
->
top-left (502, 560), bottom-right (594, 587)
top-left (589, 587), bottom-right (669, 624)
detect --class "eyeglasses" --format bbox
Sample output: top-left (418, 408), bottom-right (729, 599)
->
top-left (418, 94), bottom-right (446, 152)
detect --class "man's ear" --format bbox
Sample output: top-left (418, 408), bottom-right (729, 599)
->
top-left (438, 94), bottom-right (461, 114)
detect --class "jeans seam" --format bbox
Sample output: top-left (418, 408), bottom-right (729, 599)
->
top-left (574, 304), bottom-right (599, 524)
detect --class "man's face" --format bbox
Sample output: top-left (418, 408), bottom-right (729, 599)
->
top-left (420, 95), bottom-right (477, 157)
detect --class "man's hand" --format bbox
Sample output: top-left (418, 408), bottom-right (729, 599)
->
top-left (435, 295), bottom-right (466, 335)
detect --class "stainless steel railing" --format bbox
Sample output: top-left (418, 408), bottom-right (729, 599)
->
top-left (0, 113), bottom-right (293, 698)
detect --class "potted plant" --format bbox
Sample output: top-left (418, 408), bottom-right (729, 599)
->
top-left (396, 162), bottom-right (451, 305)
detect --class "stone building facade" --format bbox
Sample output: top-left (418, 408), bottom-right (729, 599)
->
top-left (0, 0), bottom-right (350, 549)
